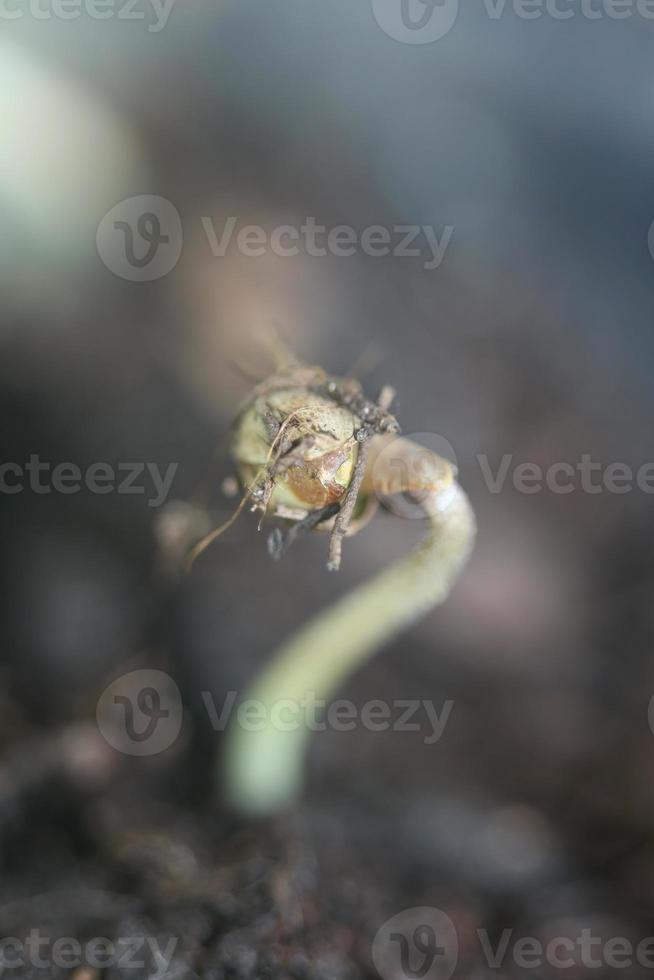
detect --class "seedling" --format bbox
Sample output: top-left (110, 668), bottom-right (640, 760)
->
top-left (188, 348), bottom-right (476, 816)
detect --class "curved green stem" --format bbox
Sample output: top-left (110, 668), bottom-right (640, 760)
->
top-left (222, 450), bottom-right (476, 816)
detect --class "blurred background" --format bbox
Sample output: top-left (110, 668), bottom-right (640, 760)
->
top-left (1, 2), bottom-right (654, 977)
